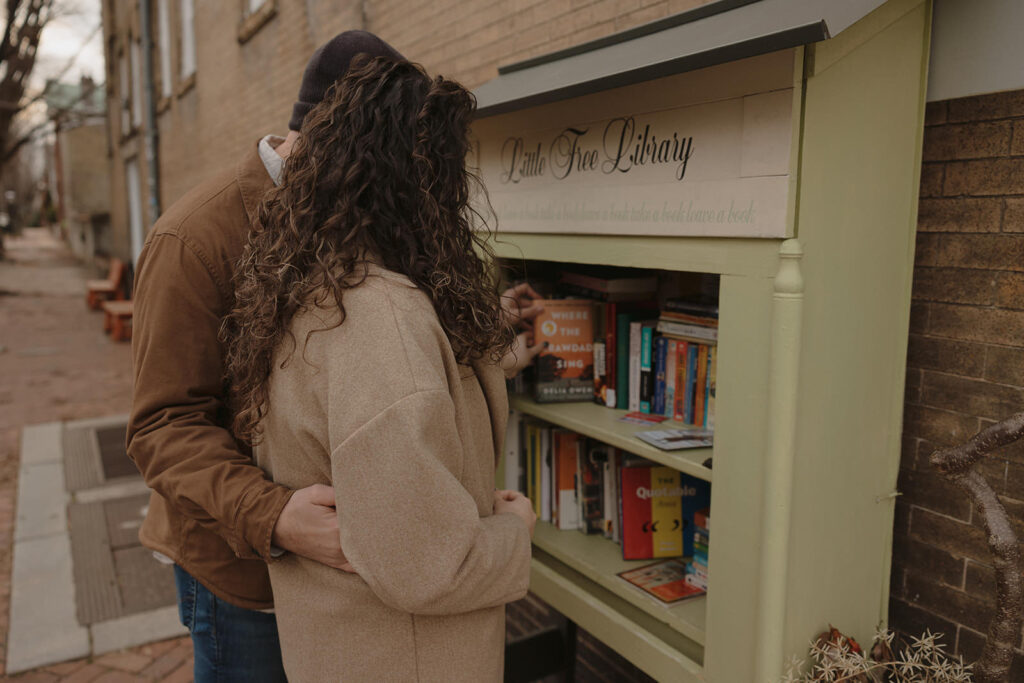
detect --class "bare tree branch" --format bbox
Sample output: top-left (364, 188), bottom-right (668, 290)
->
top-left (930, 416), bottom-right (1024, 683)
top-left (1, 77), bottom-right (97, 163)
top-left (0, 20), bottom-right (100, 112)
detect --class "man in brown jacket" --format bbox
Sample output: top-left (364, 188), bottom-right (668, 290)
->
top-left (127, 33), bottom-right (406, 682)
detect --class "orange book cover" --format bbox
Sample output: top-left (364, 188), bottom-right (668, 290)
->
top-left (534, 299), bottom-right (595, 403)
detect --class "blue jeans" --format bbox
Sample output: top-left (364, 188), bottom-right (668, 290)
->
top-left (173, 565), bottom-right (287, 683)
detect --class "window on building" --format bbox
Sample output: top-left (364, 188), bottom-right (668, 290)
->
top-left (125, 158), bottom-right (145, 264)
top-left (156, 0), bottom-right (173, 99)
top-left (238, 0), bottom-right (276, 43)
top-left (118, 50), bottom-right (130, 134)
top-left (129, 39), bottom-right (143, 128)
top-left (179, 0), bottom-right (196, 79)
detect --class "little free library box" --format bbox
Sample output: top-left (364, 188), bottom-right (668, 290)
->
top-left (473, 0), bottom-right (931, 680)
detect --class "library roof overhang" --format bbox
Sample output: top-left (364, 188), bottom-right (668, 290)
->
top-left (473, 0), bottom-right (887, 118)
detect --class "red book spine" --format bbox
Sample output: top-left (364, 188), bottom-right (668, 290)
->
top-left (620, 467), bottom-right (653, 560)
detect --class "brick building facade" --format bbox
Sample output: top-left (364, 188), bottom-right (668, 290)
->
top-left (101, 0), bottom-right (1024, 677)
top-left (890, 88), bottom-right (1024, 675)
top-left (101, 0), bottom-right (716, 265)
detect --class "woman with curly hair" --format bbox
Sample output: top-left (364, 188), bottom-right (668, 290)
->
top-left (222, 55), bottom-right (536, 681)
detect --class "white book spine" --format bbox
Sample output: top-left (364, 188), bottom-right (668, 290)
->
top-left (628, 321), bottom-right (642, 412)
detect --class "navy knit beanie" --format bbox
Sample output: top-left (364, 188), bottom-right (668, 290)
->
top-left (289, 31), bottom-right (405, 132)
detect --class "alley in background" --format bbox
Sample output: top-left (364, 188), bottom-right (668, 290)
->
top-left (0, 228), bottom-right (193, 682)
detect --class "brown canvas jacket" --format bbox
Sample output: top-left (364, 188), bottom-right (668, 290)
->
top-left (127, 141), bottom-right (291, 608)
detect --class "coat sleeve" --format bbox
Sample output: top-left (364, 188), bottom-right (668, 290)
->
top-left (126, 232), bottom-right (293, 561)
top-left (329, 389), bottom-right (532, 616)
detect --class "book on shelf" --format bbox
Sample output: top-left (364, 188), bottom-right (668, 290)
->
top-left (652, 336), bottom-right (667, 416)
top-left (554, 430), bottom-right (581, 530)
top-left (663, 298), bottom-right (719, 318)
top-left (660, 310), bottom-right (719, 327)
top-left (592, 340), bottom-right (607, 406)
top-left (559, 270), bottom-right (658, 297)
top-left (577, 442), bottom-right (606, 535)
top-left (628, 320), bottom-right (642, 412)
top-left (635, 427), bottom-right (713, 451)
top-left (664, 339), bottom-right (677, 420)
top-left (614, 304), bottom-right (659, 411)
top-left (707, 349), bottom-right (717, 430)
top-left (602, 448), bottom-right (621, 541)
top-left (694, 507), bottom-right (710, 533)
top-left (684, 572), bottom-right (707, 591)
top-left (621, 463), bottom-right (711, 559)
top-left (540, 427), bottom-right (552, 523)
top-left (603, 302), bottom-right (617, 407)
top-left (615, 312), bottom-right (632, 410)
top-left (694, 344), bottom-right (709, 427)
top-left (621, 464), bottom-right (684, 560)
top-left (687, 509), bottom-right (710, 589)
top-left (534, 299), bottom-right (595, 403)
top-left (656, 319), bottom-right (718, 343)
top-left (639, 322), bottom-right (656, 413)
top-left (684, 343), bottom-right (698, 424)
top-left (617, 558), bottom-right (705, 604)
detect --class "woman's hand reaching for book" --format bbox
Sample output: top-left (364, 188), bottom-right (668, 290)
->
top-left (494, 489), bottom-right (536, 538)
top-left (501, 282), bottom-right (544, 331)
top-left (500, 332), bottom-right (545, 379)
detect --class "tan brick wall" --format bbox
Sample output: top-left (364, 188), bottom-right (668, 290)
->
top-left (891, 89), bottom-right (1024, 676)
top-left (105, 0), bottom-right (718, 235)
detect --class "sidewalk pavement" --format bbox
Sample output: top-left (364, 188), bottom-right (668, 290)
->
top-left (0, 229), bottom-right (194, 682)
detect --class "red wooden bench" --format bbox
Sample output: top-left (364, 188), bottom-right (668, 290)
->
top-left (86, 258), bottom-right (126, 310)
top-left (102, 300), bottom-right (133, 342)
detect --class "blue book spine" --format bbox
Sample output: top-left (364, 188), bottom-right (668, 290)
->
top-left (685, 344), bottom-right (698, 424)
top-left (704, 346), bottom-right (714, 428)
top-left (680, 474), bottom-right (711, 557)
top-left (639, 325), bottom-right (654, 413)
top-left (652, 336), bottom-right (667, 415)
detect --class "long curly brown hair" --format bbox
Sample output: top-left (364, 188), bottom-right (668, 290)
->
top-left (222, 56), bottom-right (513, 444)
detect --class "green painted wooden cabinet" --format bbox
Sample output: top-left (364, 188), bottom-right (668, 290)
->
top-left (478, 1), bottom-right (931, 679)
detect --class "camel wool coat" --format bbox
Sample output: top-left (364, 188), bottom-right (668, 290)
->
top-left (254, 265), bottom-right (532, 682)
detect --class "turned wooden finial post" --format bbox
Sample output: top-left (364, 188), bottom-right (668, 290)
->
top-left (929, 413), bottom-right (1024, 683)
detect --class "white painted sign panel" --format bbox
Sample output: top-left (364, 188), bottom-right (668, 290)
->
top-left (476, 83), bottom-right (794, 238)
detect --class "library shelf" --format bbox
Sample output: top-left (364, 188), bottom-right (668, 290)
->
top-left (508, 394), bottom-right (714, 483)
top-left (531, 548), bottom-right (705, 682)
top-left (532, 522), bottom-right (707, 644)
top-left (477, 3), bottom-right (931, 678)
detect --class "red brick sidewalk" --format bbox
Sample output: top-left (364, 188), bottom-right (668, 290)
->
top-left (0, 229), bottom-right (193, 682)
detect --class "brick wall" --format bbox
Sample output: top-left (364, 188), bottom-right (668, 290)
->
top-left (105, 0), bottom-right (717, 259)
top-left (890, 88), bottom-right (1024, 676)
top-left (506, 595), bottom-right (653, 682)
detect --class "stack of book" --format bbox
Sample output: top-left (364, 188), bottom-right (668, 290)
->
top-left (650, 299), bottom-right (718, 427)
top-left (519, 269), bottom-right (719, 431)
top-left (509, 413), bottom-right (711, 562)
top-left (686, 507), bottom-right (710, 590)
